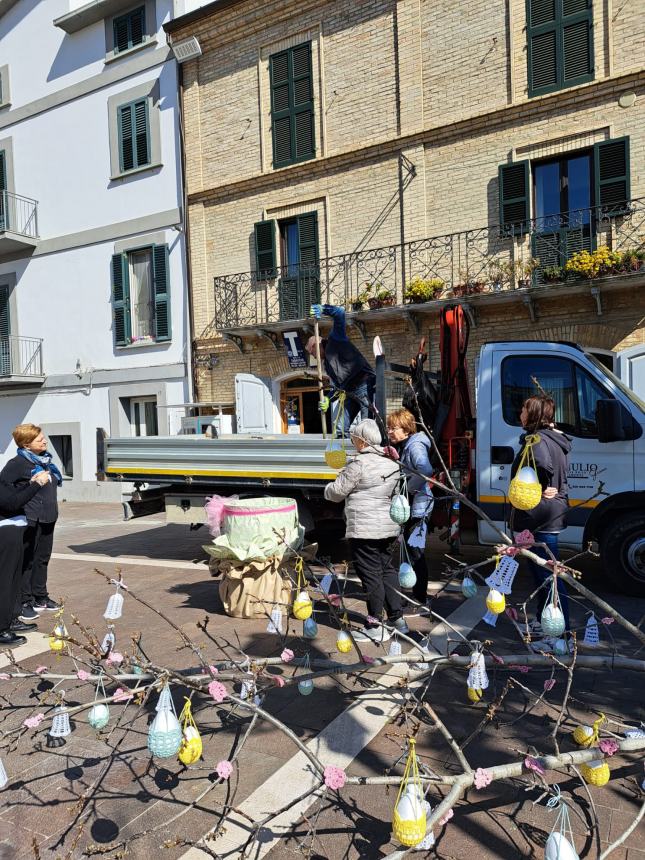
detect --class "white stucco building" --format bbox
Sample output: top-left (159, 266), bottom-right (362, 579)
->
top-left (0, 0), bottom-right (209, 500)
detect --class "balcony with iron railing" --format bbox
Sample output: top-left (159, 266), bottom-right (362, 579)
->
top-left (213, 200), bottom-right (645, 335)
top-left (0, 336), bottom-right (44, 384)
top-left (0, 191), bottom-right (39, 255)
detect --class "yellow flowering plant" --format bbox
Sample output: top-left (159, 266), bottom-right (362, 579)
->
top-left (565, 247), bottom-right (622, 279)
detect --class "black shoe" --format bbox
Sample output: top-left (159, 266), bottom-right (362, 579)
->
top-left (19, 605), bottom-right (39, 622)
top-left (34, 598), bottom-right (60, 612)
top-left (0, 631), bottom-right (27, 647)
top-left (11, 620), bottom-right (37, 632)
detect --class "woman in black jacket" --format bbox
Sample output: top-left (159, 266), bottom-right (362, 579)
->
top-left (0, 469), bottom-right (49, 646)
top-left (510, 395), bottom-right (572, 652)
top-left (0, 423), bottom-right (62, 624)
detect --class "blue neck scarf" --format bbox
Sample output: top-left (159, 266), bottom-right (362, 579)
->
top-left (17, 448), bottom-right (63, 487)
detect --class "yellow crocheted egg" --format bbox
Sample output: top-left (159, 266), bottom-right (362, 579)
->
top-left (486, 589), bottom-right (506, 615)
top-left (467, 687), bottom-right (483, 703)
top-left (580, 760), bottom-right (610, 786)
top-left (292, 591), bottom-right (313, 620)
top-left (49, 623), bottom-right (67, 653)
top-left (324, 449), bottom-right (347, 469)
top-left (572, 725), bottom-right (595, 748)
top-left (336, 630), bottom-right (353, 653)
top-left (178, 727), bottom-right (202, 765)
top-left (392, 791), bottom-right (426, 847)
top-left (508, 470), bottom-right (542, 511)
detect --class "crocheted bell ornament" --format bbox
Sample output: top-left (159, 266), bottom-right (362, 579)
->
top-left (50, 705), bottom-right (72, 738)
top-left (467, 651), bottom-right (489, 691)
top-left (104, 587), bottom-right (124, 621)
top-left (583, 614), bottom-right (600, 647)
top-left (485, 556), bottom-right (519, 595)
top-left (389, 636), bottom-right (402, 657)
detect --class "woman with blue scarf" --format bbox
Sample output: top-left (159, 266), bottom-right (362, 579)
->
top-left (0, 423), bottom-right (63, 623)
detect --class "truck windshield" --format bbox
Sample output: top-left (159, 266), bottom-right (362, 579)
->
top-left (586, 353), bottom-right (645, 414)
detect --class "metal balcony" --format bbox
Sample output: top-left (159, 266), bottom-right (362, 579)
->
top-left (213, 199), bottom-right (645, 332)
top-left (0, 191), bottom-right (39, 255)
top-left (0, 336), bottom-right (44, 384)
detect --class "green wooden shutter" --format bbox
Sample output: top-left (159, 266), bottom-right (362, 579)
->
top-left (152, 244), bottom-right (171, 342)
top-left (594, 137), bottom-right (630, 215)
top-left (111, 253), bottom-right (131, 346)
top-left (134, 99), bottom-right (150, 166)
top-left (297, 212), bottom-right (320, 316)
top-left (254, 220), bottom-right (277, 279)
top-left (498, 161), bottom-right (530, 235)
top-left (527, 0), bottom-right (593, 97)
top-left (0, 284), bottom-right (10, 375)
top-left (118, 104), bottom-right (135, 172)
top-left (118, 99), bottom-right (150, 172)
top-left (270, 43), bottom-right (314, 168)
top-left (0, 150), bottom-right (6, 231)
top-left (113, 6), bottom-right (145, 53)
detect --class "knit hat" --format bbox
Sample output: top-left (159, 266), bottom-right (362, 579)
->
top-left (349, 419), bottom-right (382, 446)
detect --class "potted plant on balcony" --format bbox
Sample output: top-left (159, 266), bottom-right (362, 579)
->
top-left (517, 257), bottom-right (540, 289)
top-left (367, 286), bottom-right (396, 308)
top-left (621, 248), bottom-right (641, 273)
top-left (456, 268), bottom-right (486, 296)
top-left (541, 265), bottom-right (564, 283)
top-left (487, 259), bottom-right (506, 292)
top-left (403, 277), bottom-right (444, 304)
top-left (350, 284), bottom-right (373, 312)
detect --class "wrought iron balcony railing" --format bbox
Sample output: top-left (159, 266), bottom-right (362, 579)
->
top-left (213, 199), bottom-right (645, 330)
top-left (0, 336), bottom-right (44, 379)
top-left (0, 190), bottom-right (39, 239)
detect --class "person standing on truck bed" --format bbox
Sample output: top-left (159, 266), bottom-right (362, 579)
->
top-left (323, 419), bottom-right (409, 643)
top-left (306, 304), bottom-right (376, 436)
top-left (387, 407), bottom-right (434, 610)
top-left (510, 396), bottom-right (573, 653)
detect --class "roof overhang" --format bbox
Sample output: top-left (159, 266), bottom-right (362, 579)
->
top-left (163, 0), bottom-right (246, 34)
top-left (53, 0), bottom-right (142, 34)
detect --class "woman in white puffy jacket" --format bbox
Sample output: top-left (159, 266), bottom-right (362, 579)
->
top-left (324, 419), bottom-right (407, 642)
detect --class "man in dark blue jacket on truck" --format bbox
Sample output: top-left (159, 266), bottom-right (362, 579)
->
top-left (305, 304), bottom-right (376, 436)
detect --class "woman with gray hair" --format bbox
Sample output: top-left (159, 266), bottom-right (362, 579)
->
top-left (324, 419), bottom-right (408, 643)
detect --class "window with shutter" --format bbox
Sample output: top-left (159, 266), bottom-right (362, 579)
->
top-left (152, 244), bottom-right (171, 341)
top-left (269, 42), bottom-right (315, 168)
top-left (278, 212), bottom-right (320, 320)
top-left (0, 150), bottom-right (6, 232)
top-left (0, 283), bottom-right (10, 376)
top-left (113, 6), bottom-right (146, 54)
top-left (498, 161), bottom-right (530, 235)
top-left (594, 138), bottom-right (630, 215)
top-left (254, 220), bottom-right (277, 280)
top-left (117, 98), bottom-right (150, 173)
top-left (526, 0), bottom-right (593, 97)
top-left (111, 253), bottom-right (132, 346)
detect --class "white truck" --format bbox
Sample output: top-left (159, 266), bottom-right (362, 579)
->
top-left (102, 322), bottom-right (645, 596)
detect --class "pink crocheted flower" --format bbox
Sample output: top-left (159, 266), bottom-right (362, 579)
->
top-left (209, 665), bottom-right (219, 675)
top-left (208, 680), bottom-right (227, 703)
top-left (363, 655), bottom-right (375, 664)
top-left (505, 607), bottom-right (519, 621)
top-left (35, 666), bottom-right (47, 674)
top-left (23, 713), bottom-right (45, 729)
top-left (598, 739), bottom-right (619, 756)
top-left (323, 765), bottom-right (347, 790)
top-left (473, 768), bottom-right (492, 789)
top-left (509, 664), bottom-right (530, 673)
top-left (113, 687), bottom-right (133, 703)
top-left (216, 760), bottom-right (233, 780)
top-left (601, 617), bottom-right (614, 625)
top-left (329, 594), bottom-right (341, 607)
top-left (543, 679), bottom-right (556, 692)
top-left (515, 530), bottom-right (535, 547)
top-left (0, 673), bottom-right (10, 680)
top-left (76, 669), bottom-right (91, 681)
top-left (491, 654), bottom-right (505, 666)
top-left (524, 756), bottom-right (546, 775)
top-left (281, 649), bottom-right (294, 663)
top-left (273, 675), bottom-right (285, 688)
top-left (439, 808), bottom-right (454, 825)
top-left (502, 546), bottom-right (520, 557)
top-left (106, 652), bottom-right (124, 666)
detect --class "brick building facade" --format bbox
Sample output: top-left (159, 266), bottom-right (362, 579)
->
top-left (166, 0), bottom-right (644, 430)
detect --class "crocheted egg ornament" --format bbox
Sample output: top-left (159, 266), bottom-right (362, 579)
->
top-left (324, 442), bottom-right (347, 469)
top-left (88, 703), bottom-right (110, 730)
top-left (485, 589), bottom-right (505, 615)
top-left (392, 783), bottom-right (426, 847)
top-left (467, 687), bottom-right (483, 703)
top-left (178, 725), bottom-right (202, 766)
top-left (398, 563), bottom-right (417, 589)
top-left (461, 575), bottom-right (478, 598)
top-left (390, 494), bottom-right (411, 525)
top-left (508, 466), bottom-right (542, 511)
top-left (49, 622), bottom-right (67, 653)
top-left (292, 591), bottom-right (313, 621)
top-left (572, 725), bottom-right (595, 748)
top-left (336, 630), bottom-right (353, 654)
top-left (541, 603), bottom-right (566, 638)
top-left (580, 760), bottom-right (610, 787)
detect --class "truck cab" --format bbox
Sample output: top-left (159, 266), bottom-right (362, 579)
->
top-left (476, 342), bottom-right (645, 595)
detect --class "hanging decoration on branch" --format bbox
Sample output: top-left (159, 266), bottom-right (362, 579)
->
top-left (0, 757), bottom-right (8, 790)
top-left (467, 646), bottom-right (489, 701)
top-left (544, 788), bottom-right (579, 860)
top-left (572, 713), bottom-right (605, 748)
top-left (297, 652), bottom-right (314, 696)
top-left (483, 587), bottom-right (506, 630)
top-left (104, 580), bottom-right (124, 620)
top-left (101, 626), bottom-right (116, 655)
top-left (148, 684), bottom-right (182, 759)
top-left (49, 609), bottom-right (68, 654)
top-left (508, 434), bottom-right (542, 511)
top-left (579, 758), bottom-right (610, 787)
top-left (389, 634), bottom-right (402, 657)
top-left (583, 613), bottom-right (600, 647)
top-left (461, 574), bottom-right (478, 599)
top-left (292, 558), bottom-right (313, 620)
top-left (87, 673), bottom-right (110, 730)
top-left (178, 698), bottom-right (202, 766)
top-left (541, 578), bottom-right (566, 638)
top-left (392, 738), bottom-right (426, 847)
top-left (485, 555), bottom-right (519, 595)
top-left (267, 606), bottom-right (283, 635)
top-left (303, 616), bottom-right (318, 638)
top-left (390, 475), bottom-right (411, 525)
top-left (50, 694), bottom-right (72, 739)
top-left (336, 615), bottom-right (353, 654)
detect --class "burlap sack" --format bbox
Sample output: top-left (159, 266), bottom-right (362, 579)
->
top-left (218, 556), bottom-right (293, 618)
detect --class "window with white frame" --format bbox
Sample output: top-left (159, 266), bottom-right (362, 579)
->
top-left (130, 396), bottom-right (158, 436)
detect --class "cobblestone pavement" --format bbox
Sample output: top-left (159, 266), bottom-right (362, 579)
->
top-left (0, 502), bottom-right (642, 860)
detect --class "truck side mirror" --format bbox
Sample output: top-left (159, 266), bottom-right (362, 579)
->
top-left (595, 399), bottom-right (641, 443)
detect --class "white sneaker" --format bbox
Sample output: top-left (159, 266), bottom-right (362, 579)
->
top-left (352, 625), bottom-right (392, 643)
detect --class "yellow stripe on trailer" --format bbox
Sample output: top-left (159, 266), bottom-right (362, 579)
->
top-left (105, 467), bottom-right (337, 480)
top-left (478, 494), bottom-right (600, 509)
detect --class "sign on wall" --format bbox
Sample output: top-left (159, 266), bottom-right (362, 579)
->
top-left (282, 331), bottom-right (307, 369)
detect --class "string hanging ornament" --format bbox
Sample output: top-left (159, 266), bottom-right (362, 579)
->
top-left (540, 578), bottom-right (566, 638)
top-left (50, 693), bottom-right (72, 738)
top-left (508, 433), bottom-right (542, 511)
top-left (297, 651), bottom-right (314, 696)
top-left (148, 683), bottom-right (182, 758)
top-left (267, 606), bottom-right (283, 635)
top-left (101, 626), bottom-right (116, 655)
top-left (485, 555), bottom-right (519, 595)
top-left (87, 673), bottom-right (110, 730)
top-left (390, 474), bottom-right (411, 525)
top-left (49, 607), bottom-right (68, 654)
top-left (398, 535), bottom-right (416, 589)
top-left (389, 634), bottom-right (402, 657)
top-left (572, 712), bottom-right (605, 748)
top-left (104, 579), bottom-right (124, 620)
top-left (292, 558), bottom-right (313, 621)
top-left (467, 647), bottom-right (489, 702)
top-left (177, 698), bottom-right (202, 766)
top-left (583, 613), bottom-right (600, 647)
top-left (303, 616), bottom-right (318, 639)
top-left (416, 800), bottom-right (435, 851)
top-left (461, 574), bottom-right (478, 599)
top-left (392, 738), bottom-right (426, 847)
top-left (544, 788), bottom-right (579, 860)
top-left (324, 392), bottom-right (348, 468)
top-left (336, 613), bottom-right (353, 654)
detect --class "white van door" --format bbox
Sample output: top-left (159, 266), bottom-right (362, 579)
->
top-left (480, 345), bottom-right (635, 549)
top-left (234, 374), bottom-right (273, 434)
top-left (616, 344), bottom-right (645, 401)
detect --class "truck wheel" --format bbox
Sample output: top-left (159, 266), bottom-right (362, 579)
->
top-left (599, 512), bottom-right (645, 597)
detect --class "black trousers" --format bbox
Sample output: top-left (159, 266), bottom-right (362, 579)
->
top-left (349, 537), bottom-right (402, 623)
top-left (404, 518), bottom-right (430, 603)
top-left (18, 520), bottom-right (56, 609)
top-left (0, 525), bottom-right (26, 632)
